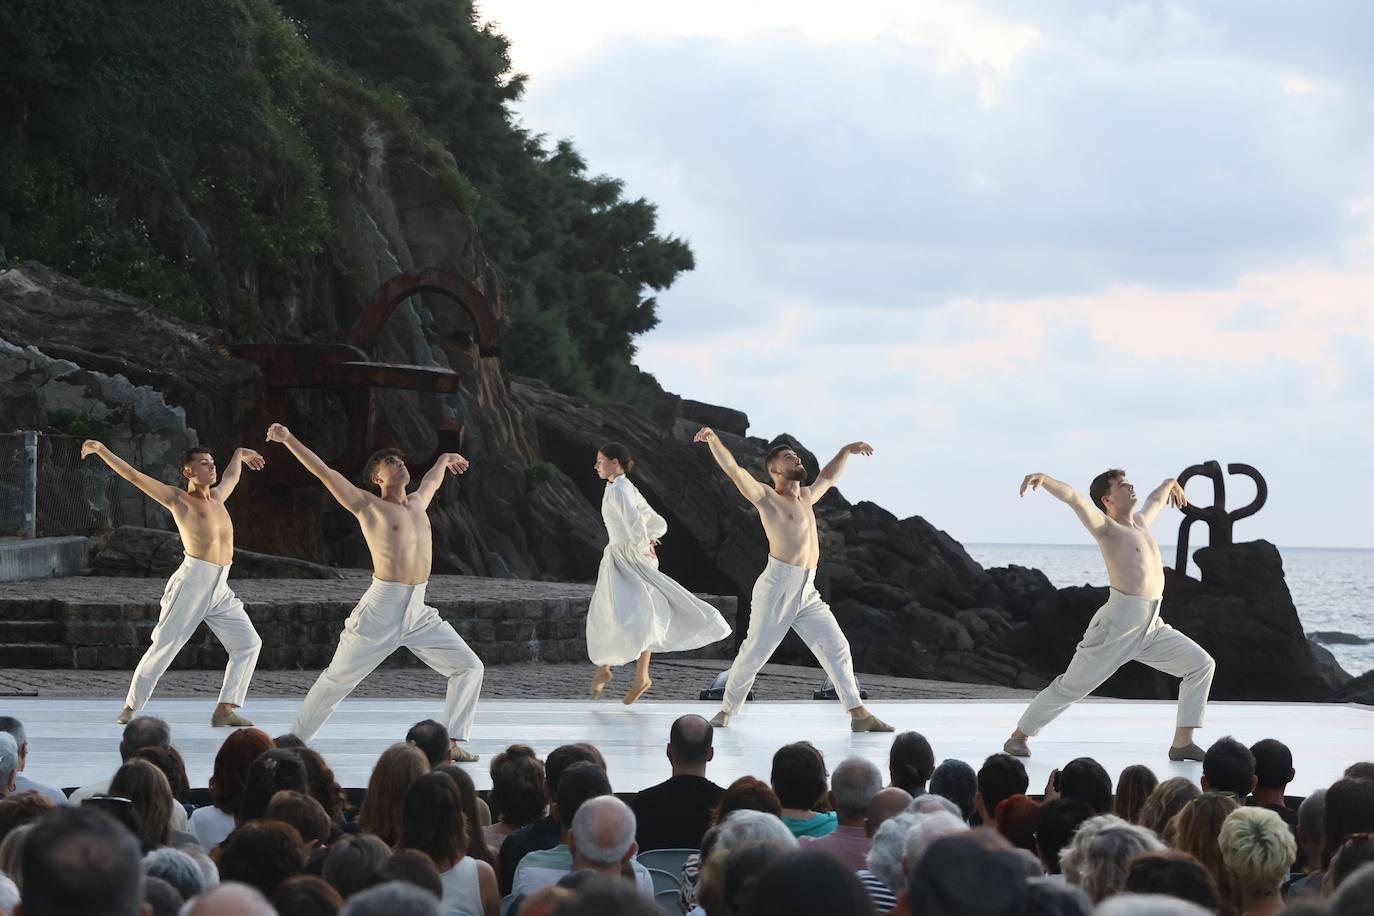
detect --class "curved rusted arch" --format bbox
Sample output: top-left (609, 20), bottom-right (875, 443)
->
top-left (350, 269), bottom-right (502, 357)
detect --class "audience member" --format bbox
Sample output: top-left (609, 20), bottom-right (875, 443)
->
top-left (1054, 757), bottom-right (1112, 815)
top-left (379, 848), bottom-right (445, 899)
top-left (543, 874), bottom-right (661, 916)
top-left (265, 790), bottom-right (331, 849)
top-left (1327, 832), bottom-right (1374, 894)
top-left (1320, 777), bottom-right (1374, 873)
top-left (802, 756), bottom-right (882, 869)
top-left (1330, 862), bottom-right (1374, 916)
top-left (771, 742), bottom-right (835, 838)
top-left (902, 809), bottom-right (969, 876)
top-left (132, 746), bottom-right (191, 808)
top-left (0, 793), bottom-right (53, 844)
top-left (1248, 739), bottom-right (1297, 826)
top-left (1112, 764), bottom-right (1158, 824)
top-left (677, 775), bottom-right (785, 913)
top-left (69, 717), bottom-right (188, 833)
top-left (19, 806), bottom-right (145, 916)
top-left (109, 758), bottom-right (177, 853)
top-left (852, 790), bottom-right (911, 911)
top-left (239, 748), bottom-right (309, 825)
top-left (183, 883), bottom-right (276, 916)
top-left (629, 715), bottom-right (723, 852)
top-left (322, 833), bottom-right (391, 899)
top-left (1343, 762), bottom-right (1374, 781)
top-left (273, 874), bottom-right (343, 916)
top-left (1170, 792), bottom-right (1240, 904)
top-left (434, 763), bottom-right (497, 867)
top-left (992, 793), bottom-right (1041, 853)
top-left (862, 812), bottom-right (916, 912)
top-left (144, 846), bottom-right (206, 900)
top-left (1136, 777), bottom-right (1200, 838)
top-left (217, 819), bottom-right (307, 898)
top-left (485, 745), bottom-right (545, 858)
top-left (1202, 736), bottom-right (1258, 798)
top-left (928, 758), bottom-right (978, 822)
top-left (338, 880), bottom-right (440, 916)
top-left (499, 743), bottom-right (604, 894)
top-left (743, 849), bottom-right (877, 916)
top-left (1123, 851), bottom-right (1220, 912)
top-left (568, 795), bottom-right (638, 884)
top-left (0, 823), bottom-right (34, 892)
top-left (0, 718), bottom-right (65, 806)
top-left (1035, 798), bottom-right (1094, 876)
top-left (906, 833), bottom-right (1029, 916)
top-left (1283, 787), bottom-right (1327, 898)
top-left (397, 771), bottom-right (499, 916)
top-left (191, 728), bottom-right (273, 848)
top-left (1219, 806), bottom-right (1295, 916)
top-left (889, 732), bottom-right (935, 796)
top-left (355, 743), bottom-right (429, 846)
top-left (1094, 895), bottom-right (1211, 916)
top-left (404, 719), bottom-right (452, 768)
top-left (696, 842), bottom-right (787, 916)
top-left (1023, 876), bottom-right (1093, 916)
top-left (1059, 814), bottom-right (1165, 903)
top-left (0, 733), bottom-right (17, 801)
top-left (142, 876), bottom-right (183, 916)
top-left (291, 747), bottom-right (348, 832)
top-left (974, 753), bottom-right (1029, 825)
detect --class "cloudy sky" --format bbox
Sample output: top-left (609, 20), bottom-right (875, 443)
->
top-left (477, 1), bottom-right (1374, 549)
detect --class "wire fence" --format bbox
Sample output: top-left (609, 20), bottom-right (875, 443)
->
top-left (0, 432), bottom-right (164, 538)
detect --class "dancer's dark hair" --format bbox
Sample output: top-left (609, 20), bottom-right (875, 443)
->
top-left (599, 443), bottom-right (634, 474)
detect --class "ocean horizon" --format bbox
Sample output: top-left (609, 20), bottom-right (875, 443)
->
top-left (965, 544), bottom-right (1374, 677)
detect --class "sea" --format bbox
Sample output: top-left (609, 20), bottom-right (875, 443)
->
top-left (965, 544), bottom-right (1374, 677)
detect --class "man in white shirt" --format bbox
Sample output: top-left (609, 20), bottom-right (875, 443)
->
top-left (67, 715), bottom-right (189, 832)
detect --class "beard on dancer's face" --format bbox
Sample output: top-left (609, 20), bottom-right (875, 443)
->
top-left (779, 467), bottom-right (806, 482)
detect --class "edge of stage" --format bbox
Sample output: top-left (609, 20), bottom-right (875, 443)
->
top-left (13, 696), bottom-right (1372, 794)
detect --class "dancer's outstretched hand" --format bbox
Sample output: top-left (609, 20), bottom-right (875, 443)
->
top-left (1167, 480), bottom-right (1187, 509)
top-left (693, 427), bottom-right (716, 443)
top-left (439, 453), bottom-right (470, 475)
top-left (1020, 473), bottom-right (1046, 496)
top-left (238, 448), bottom-right (266, 471)
top-left (266, 423), bottom-right (290, 443)
top-left (845, 442), bottom-right (874, 457)
top-left (80, 440), bottom-right (104, 459)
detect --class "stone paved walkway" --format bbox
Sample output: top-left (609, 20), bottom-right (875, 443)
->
top-left (0, 659), bottom-right (1032, 701)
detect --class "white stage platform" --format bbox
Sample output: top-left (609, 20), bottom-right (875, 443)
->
top-left (9, 697), bottom-right (1370, 795)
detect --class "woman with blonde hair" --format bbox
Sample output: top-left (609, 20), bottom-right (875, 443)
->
top-left (356, 742), bottom-right (429, 846)
top-left (1218, 807), bottom-right (1295, 916)
top-left (1170, 792), bottom-right (1240, 910)
top-left (109, 758), bottom-right (175, 852)
top-left (1136, 777), bottom-right (1200, 837)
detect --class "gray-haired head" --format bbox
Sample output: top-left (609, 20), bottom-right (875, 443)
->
top-left (713, 809), bottom-right (798, 854)
top-left (1297, 787), bottom-right (1327, 843)
top-left (1059, 817), bottom-right (1167, 903)
top-left (1332, 863), bottom-right (1374, 916)
top-left (907, 793), bottom-right (962, 818)
top-left (0, 717), bottom-right (26, 752)
top-left (144, 846), bottom-right (205, 900)
top-left (868, 813), bottom-right (919, 895)
top-left (0, 733), bottom-right (17, 788)
top-left (570, 795), bottom-right (637, 867)
top-left (339, 880), bottom-right (440, 916)
top-left (1024, 876), bottom-right (1093, 916)
top-left (179, 844), bottom-right (220, 891)
top-left (1093, 894), bottom-right (1212, 916)
top-left (831, 757), bottom-right (883, 820)
top-left (181, 882), bottom-right (276, 916)
top-left (902, 809), bottom-right (969, 876)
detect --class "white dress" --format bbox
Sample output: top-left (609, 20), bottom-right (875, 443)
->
top-left (587, 476), bottom-right (731, 666)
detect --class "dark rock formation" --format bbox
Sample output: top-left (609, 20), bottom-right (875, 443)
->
top-left (90, 526), bottom-right (344, 580)
top-left (1327, 668), bottom-right (1374, 705)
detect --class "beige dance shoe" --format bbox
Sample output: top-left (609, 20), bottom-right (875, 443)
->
top-left (450, 742), bottom-right (480, 763)
top-left (709, 711), bottom-right (731, 728)
top-left (850, 713), bottom-right (895, 733)
top-left (1003, 736), bottom-right (1031, 757)
top-left (1168, 742), bottom-right (1205, 762)
top-left (211, 708), bottom-right (254, 728)
top-left (116, 705), bottom-right (135, 725)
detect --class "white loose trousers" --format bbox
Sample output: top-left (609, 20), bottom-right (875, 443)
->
top-left (1016, 589), bottom-right (1215, 737)
top-left (720, 557), bottom-right (863, 715)
top-left (290, 578), bottom-right (484, 743)
top-left (125, 555), bottom-right (261, 710)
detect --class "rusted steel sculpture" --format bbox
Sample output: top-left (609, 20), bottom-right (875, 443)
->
top-left (1175, 460), bottom-right (1268, 573)
top-left (230, 269), bottom-right (500, 483)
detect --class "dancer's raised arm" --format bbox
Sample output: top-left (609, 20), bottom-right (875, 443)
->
top-left (415, 453), bottom-right (470, 509)
top-left (214, 448), bottom-right (265, 500)
top-left (693, 427), bottom-right (768, 503)
top-left (266, 423), bottom-right (369, 514)
top-left (1020, 472), bottom-right (1108, 534)
top-left (81, 440), bottom-right (180, 509)
top-left (808, 441), bottom-right (874, 501)
top-left (1138, 478), bottom-right (1187, 525)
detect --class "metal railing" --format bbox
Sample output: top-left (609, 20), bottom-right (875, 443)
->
top-left (0, 432), bottom-right (163, 538)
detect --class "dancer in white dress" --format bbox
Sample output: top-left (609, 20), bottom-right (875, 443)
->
top-left (587, 444), bottom-right (731, 704)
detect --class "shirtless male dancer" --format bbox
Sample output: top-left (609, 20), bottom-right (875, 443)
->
top-left (82, 442), bottom-right (265, 726)
top-left (693, 429), bottom-right (893, 732)
top-left (268, 424), bottom-right (484, 762)
top-left (1004, 470), bottom-right (1216, 761)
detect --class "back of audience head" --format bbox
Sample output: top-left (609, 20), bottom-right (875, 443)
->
top-left (356, 743), bottom-right (429, 845)
top-left (120, 716), bottom-right (171, 760)
top-left (1331, 861), bottom-right (1374, 916)
top-left (829, 757), bottom-right (883, 823)
top-left (184, 883), bottom-right (276, 916)
top-left (554, 761), bottom-right (611, 832)
top-left (266, 790), bottom-right (332, 849)
top-left (404, 719), bottom-right (450, 768)
top-left (379, 848), bottom-right (444, 899)
top-left (1201, 735), bottom-right (1257, 797)
top-left (1168, 794), bottom-right (1239, 898)
top-left (544, 874), bottom-right (660, 916)
top-left (668, 714), bottom-right (714, 769)
top-left (976, 753), bottom-right (1028, 823)
top-left (714, 809), bottom-right (798, 855)
top-left (143, 845), bottom-right (205, 900)
top-left (1036, 798), bottom-right (1094, 875)
top-left (132, 745), bottom-right (190, 805)
top-left (1136, 777), bottom-right (1200, 836)
top-left (1123, 851), bottom-right (1220, 912)
top-left (1059, 815), bottom-right (1165, 902)
top-left (1296, 787), bottom-right (1327, 863)
top-left (697, 842), bottom-right (787, 916)
top-left (1249, 738), bottom-right (1294, 792)
top-left (274, 734), bottom-right (306, 750)
top-left (907, 833), bottom-right (1029, 916)
top-left (1329, 831), bottom-right (1374, 893)
top-left (1094, 895), bottom-right (1212, 916)
top-left (1219, 806), bottom-right (1296, 902)
top-left (992, 794), bottom-right (1040, 852)
top-left (544, 744), bottom-right (604, 804)
top-left (1343, 761), bottom-right (1374, 781)
top-left (866, 812), bottom-right (918, 894)
top-left (109, 758), bottom-right (173, 852)
top-left (902, 809), bottom-right (969, 874)
top-left (865, 786), bottom-right (912, 838)
top-left (711, 775), bottom-right (782, 825)
top-left (770, 742), bottom-right (828, 812)
top-left (928, 758), bottom-right (978, 822)
top-left (0, 792), bottom-right (53, 844)
top-left (338, 880), bottom-right (439, 916)
top-left (218, 819), bottom-right (307, 898)
top-left (569, 795), bottom-right (637, 869)
top-left (1058, 757), bottom-right (1112, 815)
top-left (273, 874), bottom-right (343, 916)
top-left (19, 806), bottom-right (145, 916)
top-left (489, 745), bottom-right (546, 830)
top-left (0, 733), bottom-right (16, 797)
top-left (432, 763), bottom-right (494, 865)
top-left (741, 849), bottom-right (877, 916)
top-left (515, 885), bottom-right (572, 916)
top-left (240, 749), bottom-right (309, 824)
top-left (889, 731), bottom-right (935, 795)
top-left (1112, 764), bottom-right (1158, 823)
top-left (1322, 777), bottom-right (1374, 870)
top-left (399, 771), bottom-right (466, 868)
top-left (209, 728), bottom-right (274, 819)
top-left (1023, 876), bottom-right (1093, 916)
top-left (322, 833), bottom-right (391, 899)
top-left (142, 875), bottom-right (182, 916)
top-left (291, 747), bottom-right (347, 826)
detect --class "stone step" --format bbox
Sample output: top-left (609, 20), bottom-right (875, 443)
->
top-left (0, 620), bottom-right (64, 642)
top-left (0, 643), bottom-right (74, 667)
